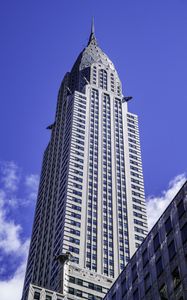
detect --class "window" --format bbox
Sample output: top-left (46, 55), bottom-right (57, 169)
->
top-left (71, 211), bottom-right (81, 219)
top-left (165, 217), bottom-right (172, 235)
top-left (181, 222), bottom-right (187, 243)
top-left (88, 295), bottom-right (102, 300)
top-left (172, 267), bottom-right (181, 290)
top-left (133, 288), bottom-right (139, 300)
top-left (134, 226), bottom-right (145, 234)
top-left (132, 264), bottom-right (138, 282)
top-left (69, 237), bottom-right (80, 245)
top-left (68, 287), bottom-right (75, 295)
top-left (159, 284), bottom-right (168, 300)
top-left (134, 219), bottom-right (145, 226)
top-left (99, 69), bottom-right (107, 90)
top-left (177, 200), bottom-right (185, 218)
top-left (95, 285), bottom-right (102, 292)
top-left (142, 249), bottom-right (148, 267)
top-left (69, 246), bottom-right (79, 254)
top-left (69, 228), bottom-right (80, 236)
top-left (70, 220), bottom-right (80, 227)
top-left (76, 290), bottom-right (82, 297)
top-left (34, 292), bottom-right (40, 300)
top-left (46, 296), bottom-right (52, 300)
top-left (135, 235), bottom-right (144, 242)
top-left (133, 212), bottom-right (144, 219)
top-left (156, 257), bottom-right (163, 277)
top-left (69, 276), bottom-right (75, 283)
top-left (88, 283), bottom-right (94, 290)
top-left (144, 273), bottom-right (151, 292)
top-left (112, 293), bottom-right (116, 300)
top-left (168, 240), bottom-right (176, 260)
top-left (121, 278), bottom-right (127, 296)
top-left (153, 233), bottom-right (160, 251)
top-left (77, 278), bottom-right (83, 286)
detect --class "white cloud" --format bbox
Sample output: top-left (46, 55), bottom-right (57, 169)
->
top-left (0, 240), bottom-right (29, 300)
top-left (25, 174), bottom-right (39, 190)
top-left (0, 161), bottom-right (20, 192)
top-left (25, 174), bottom-right (39, 201)
top-left (0, 161), bottom-right (39, 207)
top-left (0, 161), bottom-right (38, 300)
top-left (0, 190), bottom-right (30, 300)
top-left (0, 189), bottom-right (23, 255)
top-left (146, 173), bottom-right (186, 230)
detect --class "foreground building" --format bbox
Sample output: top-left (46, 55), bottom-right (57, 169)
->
top-left (104, 181), bottom-right (187, 300)
top-left (22, 22), bottom-right (148, 300)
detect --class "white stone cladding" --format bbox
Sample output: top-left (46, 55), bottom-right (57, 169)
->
top-left (27, 284), bottom-right (65, 300)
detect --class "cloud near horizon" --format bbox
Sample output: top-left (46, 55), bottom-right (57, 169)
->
top-left (0, 161), bottom-right (39, 300)
top-left (146, 173), bottom-right (186, 230)
top-left (0, 240), bottom-right (30, 300)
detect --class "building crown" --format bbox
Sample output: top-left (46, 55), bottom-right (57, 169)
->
top-left (69, 20), bottom-right (122, 95)
top-left (71, 20), bottom-right (118, 73)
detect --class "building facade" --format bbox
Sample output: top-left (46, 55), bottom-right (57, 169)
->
top-left (104, 181), bottom-right (187, 300)
top-left (22, 22), bottom-right (148, 300)
top-left (27, 284), bottom-right (65, 300)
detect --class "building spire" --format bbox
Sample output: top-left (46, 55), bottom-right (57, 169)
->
top-left (91, 16), bottom-right (95, 34)
top-left (87, 17), bottom-right (97, 46)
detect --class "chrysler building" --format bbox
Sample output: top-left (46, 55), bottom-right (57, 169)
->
top-left (22, 21), bottom-right (148, 300)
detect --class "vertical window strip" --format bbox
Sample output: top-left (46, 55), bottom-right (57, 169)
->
top-left (115, 100), bottom-right (129, 267)
top-left (102, 94), bottom-right (114, 277)
top-left (86, 89), bottom-right (99, 272)
top-left (99, 69), bottom-right (108, 90)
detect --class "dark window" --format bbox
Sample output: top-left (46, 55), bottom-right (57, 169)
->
top-left (112, 293), bottom-right (116, 300)
top-left (172, 267), bottom-right (181, 290)
top-left (69, 246), bottom-right (79, 254)
top-left (69, 276), bottom-right (75, 283)
top-left (132, 264), bottom-right (138, 282)
top-left (133, 288), bottom-right (139, 300)
top-left (69, 237), bottom-right (80, 245)
top-left (88, 283), bottom-right (94, 290)
top-left (77, 278), bottom-right (83, 286)
top-left (156, 257), bottom-right (163, 277)
top-left (121, 278), bottom-right (127, 296)
top-left (69, 228), bottom-right (80, 236)
top-left (144, 273), bottom-right (151, 292)
top-left (76, 290), bottom-right (82, 297)
top-left (181, 222), bottom-right (187, 243)
top-left (142, 249), bottom-right (148, 267)
top-left (95, 285), bottom-right (102, 292)
top-left (177, 200), bottom-right (185, 218)
top-left (34, 292), bottom-right (40, 300)
top-left (68, 287), bottom-right (75, 295)
top-left (168, 240), bottom-right (176, 260)
top-left (165, 217), bottom-right (172, 235)
top-left (153, 233), bottom-right (160, 251)
top-left (159, 284), bottom-right (168, 300)
top-left (88, 295), bottom-right (102, 300)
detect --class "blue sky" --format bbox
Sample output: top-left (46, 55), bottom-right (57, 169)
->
top-left (0, 0), bottom-right (187, 299)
